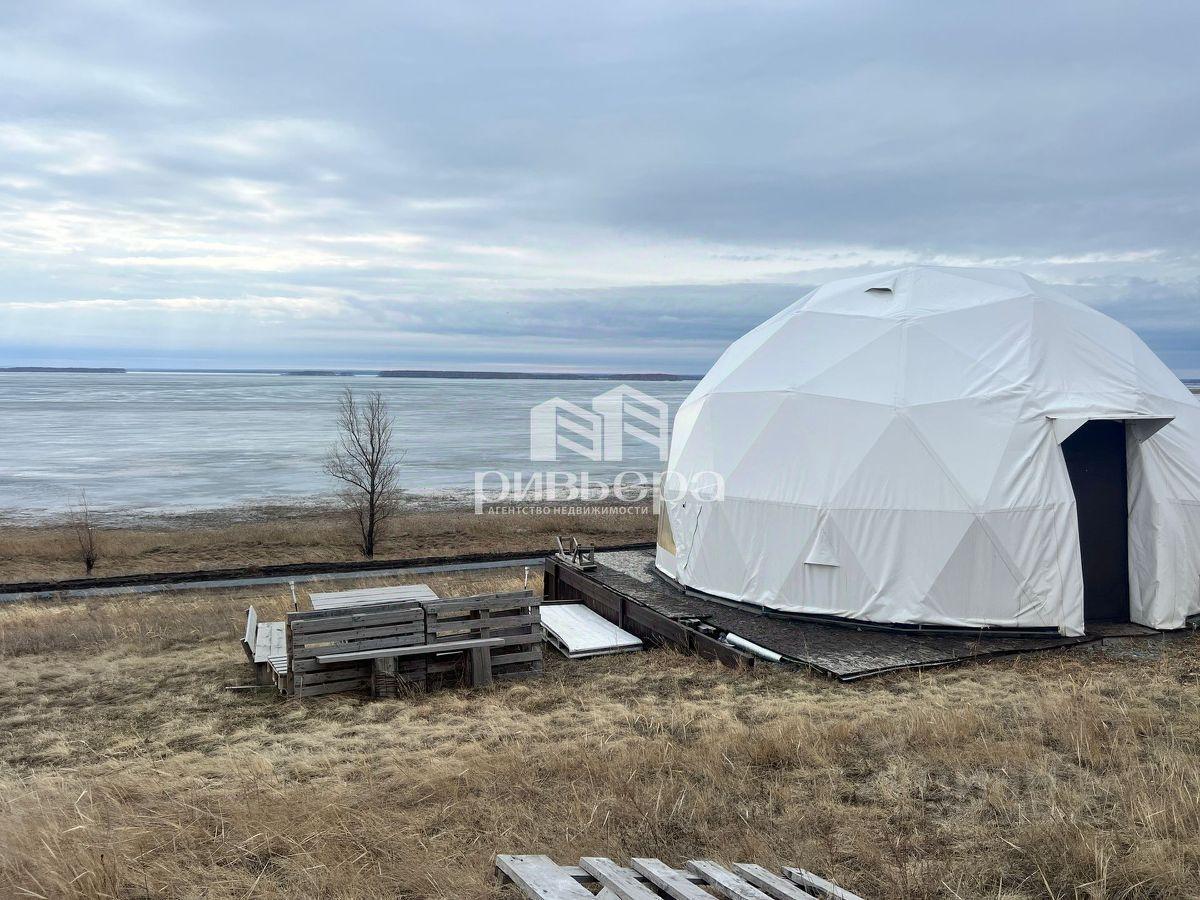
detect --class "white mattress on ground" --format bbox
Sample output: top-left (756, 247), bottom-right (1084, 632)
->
top-left (541, 603), bottom-right (643, 658)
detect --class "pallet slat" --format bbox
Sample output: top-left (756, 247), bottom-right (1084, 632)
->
top-left (730, 865), bottom-right (818, 900)
top-left (781, 869), bottom-right (864, 900)
top-left (631, 858), bottom-right (717, 900)
top-left (496, 855), bottom-right (597, 899)
top-left (291, 676), bottom-right (371, 697)
top-left (686, 861), bottom-right (773, 900)
top-left (290, 607), bottom-right (423, 633)
top-left (291, 620), bottom-right (423, 644)
top-left (579, 858), bottom-right (663, 900)
top-left (310, 583), bottom-right (438, 611)
top-left (317, 637), bottom-right (505, 663)
top-left (430, 620), bottom-right (536, 636)
top-left (423, 590), bottom-right (535, 614)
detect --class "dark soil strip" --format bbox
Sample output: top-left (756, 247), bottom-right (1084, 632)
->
top-left (0, 541), bottom-right (656, 595)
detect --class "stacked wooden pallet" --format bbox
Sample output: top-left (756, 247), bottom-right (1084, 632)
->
top-left (496, 855), bottom-right (865, 900)
top-left (287, 601), bottom-right (426, 698)
top-left (424, 591), bottom-right (544, 685)
top-left (242, 589), bottom-right (543, 700)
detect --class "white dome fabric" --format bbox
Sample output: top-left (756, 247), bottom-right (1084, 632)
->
top-left (656, 267), bottom-right (1200, 635)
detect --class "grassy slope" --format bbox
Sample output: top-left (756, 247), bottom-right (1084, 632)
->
top-left (0, 573), bottom-right (1198, 899)
top-left (0, 505), bottom-right (655, 582)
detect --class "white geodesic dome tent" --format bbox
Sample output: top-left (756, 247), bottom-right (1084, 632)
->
top-left (656, 266), bottom-right (1200, 635)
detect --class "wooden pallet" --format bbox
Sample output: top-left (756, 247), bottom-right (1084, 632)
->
top-left (309, 583), bottom-right (439, 611)
top-left (422, 590), bottom-right (543, 685)
top-left (496, 855), bottom-right (865, 900)
top-left (287, 601), bottom-right (426, 699)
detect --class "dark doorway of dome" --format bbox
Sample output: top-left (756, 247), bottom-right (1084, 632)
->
top-left (1062, 420), bottom-right (1130, 623)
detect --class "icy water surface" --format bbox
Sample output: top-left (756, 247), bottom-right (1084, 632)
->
top-left (0, 373), bottom-right (697, 519)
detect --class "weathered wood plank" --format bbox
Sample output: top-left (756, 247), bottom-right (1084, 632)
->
top-left (495, 854), bottom-right (596, 899)
top-left (428, 611), bottom-right (539, 635)
top-left (686, 862), bottom-right (773, 900)
top-left (579, 857), bottom-right (662, 900)
top-left (782, 868), bottom-right (864, 900)
top-left (293, 666), bottom-right (370, 686)
top-left (292, 632), bottom-right (424, 660)
top-left (292, 676), bottom-right (371, 697)
top-left (317, 636), bottom-right (504, 663)
top-left (266, 622), bottom-right (286, 666)
top-left (291, 620), bottom-right (423, 645)
top-left (470, 645), bottom-right (493, 686)
top-left (729, 865), bottom-right (818, 900)
top-left (310, 583), bottom-right (438, 610)
top-left (291, 656), bottom-right (368, 674)
top-left (559, 865), bottom-right (706, 886)
top-left (253, 622), bottom-right (272, 663)
top-left (423, 590), bottom-right (534, 614)
top-left (631, 858), bottom-right (717, 900)
top-left (490, 648), bottom-right (543, 666)
top-left (243, 605), bottom-right (258, 652)
top-left (290, 607), bottom-right (422, 633)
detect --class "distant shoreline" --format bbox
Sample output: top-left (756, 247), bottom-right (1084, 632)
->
top-left (377, 369), bottom-right (698, 381)
top-left (0, 366), bottom-right (126, 374)
top-left (3, 367), bottom-right (700, 380)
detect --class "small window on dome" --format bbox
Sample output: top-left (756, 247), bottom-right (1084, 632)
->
top-left (866, 287), bottom-right (893, 295)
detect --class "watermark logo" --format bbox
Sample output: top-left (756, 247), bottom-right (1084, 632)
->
top-left (530, 384), bottom-right (668, 462)
top-left (478, 384), bottom-right (721, 515)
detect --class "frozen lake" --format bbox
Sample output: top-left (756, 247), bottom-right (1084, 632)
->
top-left (0, 373), bottom-right (696, 520)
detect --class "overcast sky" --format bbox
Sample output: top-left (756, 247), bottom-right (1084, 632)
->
top-left (1, 1), bottom-right (1198, 373)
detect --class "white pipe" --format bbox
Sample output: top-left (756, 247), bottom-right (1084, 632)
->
top-left (724, 632), bottom-right (783, 663)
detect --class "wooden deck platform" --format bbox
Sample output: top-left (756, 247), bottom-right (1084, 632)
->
top-left (544, 549), bottom-right (1098, 680)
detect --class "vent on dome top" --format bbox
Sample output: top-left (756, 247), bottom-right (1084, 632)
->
top-left (866, 286), bottom-right (893, 295)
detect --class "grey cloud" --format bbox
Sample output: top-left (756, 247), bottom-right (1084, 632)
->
top-left (1, 1), bottom-right (1199, 373)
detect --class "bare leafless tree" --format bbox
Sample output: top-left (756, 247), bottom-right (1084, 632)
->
top-left (70, 491), bottom-right (100, 575)
top-left (323, 388), bottom-right (404, 557)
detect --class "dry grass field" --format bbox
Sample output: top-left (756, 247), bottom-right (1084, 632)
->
top-left (1, 569), bottom-right (1198, 899)
top-left (0, 503), bottom-right (654, 583)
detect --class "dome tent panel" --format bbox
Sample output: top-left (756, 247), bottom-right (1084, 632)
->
top-left (825, 507), bottom-right (981, 624)
top-left (670, 391), bottom-right (791, 484)
top-left (657, 265), bottom-right (1200, 633)
top-left (712, 310), bottom-right (897, 396)
top-left (827, 415), bottom-right (973, 512)
top-left (902, 397), bottom-right (1025, 507)
top-left (791, 326), bottom-right (906, 405)
top-left (716, 394), bottom-right (894, 507)
top-left (901, 298), bottom-right (1035, 398)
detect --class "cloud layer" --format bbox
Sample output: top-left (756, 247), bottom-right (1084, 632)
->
top-left (2, 1), bottom-right (1198, 373)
